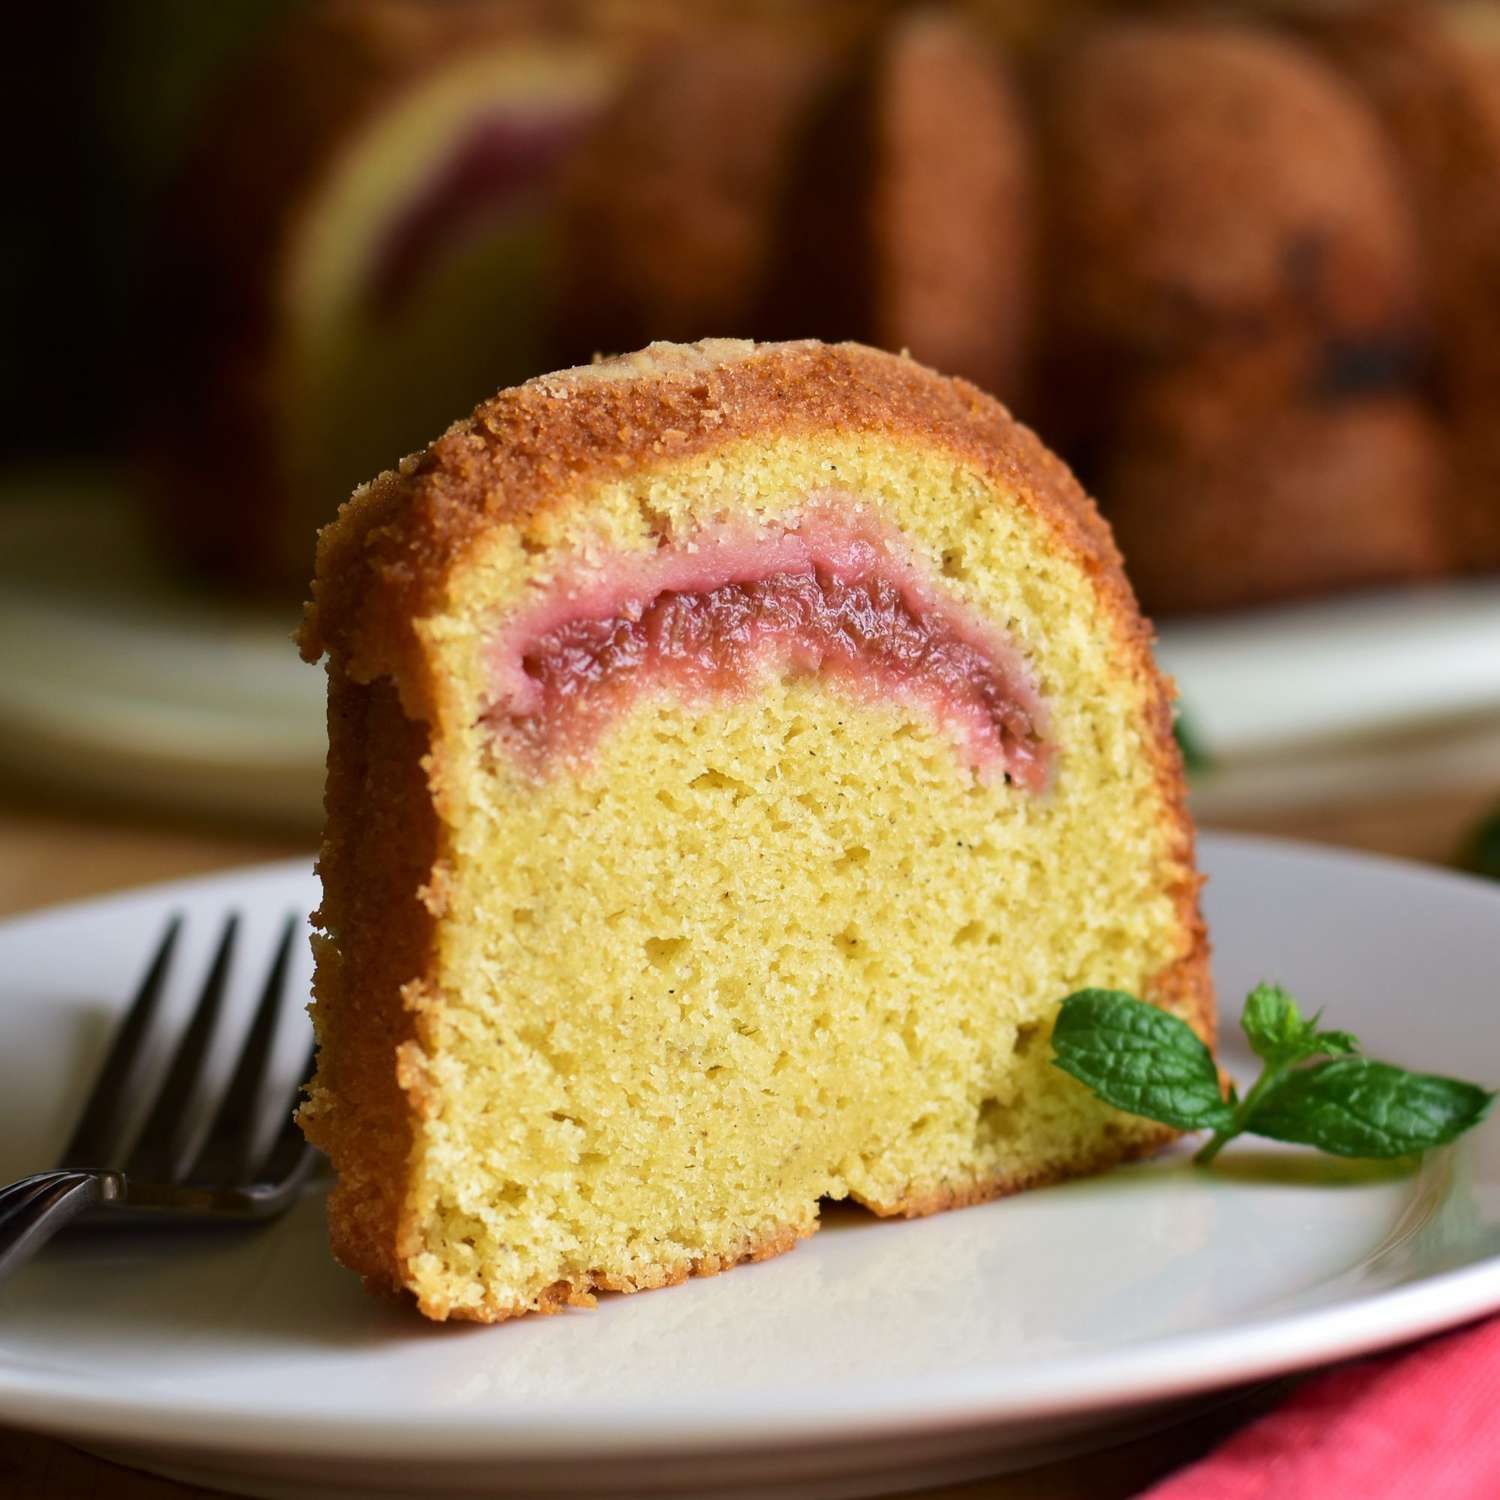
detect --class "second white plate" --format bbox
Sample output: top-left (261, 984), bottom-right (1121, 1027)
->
top-left (4, 483), bottom-right (1500, 827)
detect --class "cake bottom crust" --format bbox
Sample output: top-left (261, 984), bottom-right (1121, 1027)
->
top-left (379, 1122), bottom-right (1178, 1323)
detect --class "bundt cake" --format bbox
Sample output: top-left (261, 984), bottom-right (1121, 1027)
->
top-left (149, 1), bottom-right (1500, 617)
top-left (762, 8), bottom-right (1036, 405)
top-left (1041, 18), bottom-right (1423, 360)
top-left (555, 13), bottom-right (853, 360)
top-left (1310, 0), bottom-right (1500, 570)
top-left (1038, 16), bottom-right (1440, 613)
top-left (297, 339), bottom-right (1210, 1322)
top-left (147, 0), bottom-right (623, 587)
top-left (1102, 348), bottom-right (1447, 614)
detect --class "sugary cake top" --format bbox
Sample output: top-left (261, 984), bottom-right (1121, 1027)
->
top-left (299, 340), bottom-right (1141, 709)
top-left (529, 339), bottom-right (766, 390)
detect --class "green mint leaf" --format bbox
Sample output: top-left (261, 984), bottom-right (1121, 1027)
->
top-left (1052, 981), bottom-right (1490, 1169)
top-left (1241, 983), bottom-right (1310, 1062)
top-left (1246, 1058), bottom-right (1495, 1158)
top-left (1172, 709), bottom-right (1214, 775)
top-left (1241, 984), bottom-right (1360, 1066)
top-left (1311, 1030), bottom-right (1360, 1057)
top-left (1051, 989), bottom-right (1232, 1132)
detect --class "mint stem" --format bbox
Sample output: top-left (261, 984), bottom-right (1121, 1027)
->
top-left (1193, 1127), bottom-right (1234, 1167)
top-left (1193, 1063), bottom-right (1287, 1166)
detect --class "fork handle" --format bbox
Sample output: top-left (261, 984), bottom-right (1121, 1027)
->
top-left (0, 1170), bottom-right (121, 1284)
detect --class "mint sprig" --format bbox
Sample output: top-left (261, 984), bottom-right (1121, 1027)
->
top-left (1051, 982), bottom-right (1492, 1166)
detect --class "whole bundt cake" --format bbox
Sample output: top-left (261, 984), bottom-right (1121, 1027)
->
top-left (147, 1), bottom-right (1500, 616)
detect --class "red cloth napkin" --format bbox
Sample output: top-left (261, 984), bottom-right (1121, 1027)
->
top-left (1143, 1316), bottom-right (1500, 1500)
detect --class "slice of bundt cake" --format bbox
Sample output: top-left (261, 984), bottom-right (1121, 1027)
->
top-left (298, 339), bottom-right (1209, 1323)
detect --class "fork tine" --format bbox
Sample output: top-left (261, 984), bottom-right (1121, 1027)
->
top-left (60, 915), bottom-right (182, 1167)
top-left (259, 1039), bottom-right (319, 1185)
top-left (187, 916), bottom-right (298, 1185)
top-left (126, 914), bottom-right (239, 1184)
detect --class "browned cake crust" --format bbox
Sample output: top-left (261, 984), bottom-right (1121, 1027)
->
top-left (299, 339), bottom-right (1209, 1311)
top-left (1102, 348), bottom-right (1447, 614)
top-left (1041, 18), bottom-right (1423, 361)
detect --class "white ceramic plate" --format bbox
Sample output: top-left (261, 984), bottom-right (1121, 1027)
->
top-left (5, 483), bottom-right (1500, 827)
top-left (0, 483), bottom-right (323, 826)
top-left (1155, 582), bottom-right (1500, 758)
top-left (2, 836), bottom-right (1500, 1500)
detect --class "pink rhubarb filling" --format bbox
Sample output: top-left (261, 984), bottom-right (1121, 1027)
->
top-left (483, 510), bottom-right (1052, 791)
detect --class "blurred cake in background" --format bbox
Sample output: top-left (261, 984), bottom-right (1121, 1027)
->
top-left (561, 5), bottom-right (1036, 404)
top-left (866, 10), bottom-right (1034, 401)
top-left (1101, 348), bottom-right (1446, 613)
top-left (1038, 16), bottom-right (1442, 611)
top-left (140, 0), bottom-right (1500, 616)
top-left (146, 0), bottom-right (623, 588)
top-left (762, 7), bottom-right (1036, 405)
top-left (555, 12), bottom-right (848, 362)
top-left (1308, 0), bottom-right (1500, 571)
top-left (1041, 19), bottom-right (1423, 359)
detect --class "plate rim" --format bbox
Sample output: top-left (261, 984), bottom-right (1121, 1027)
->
top-left (3, 1253), bottom-right (1498, 1460)
top-left (3, 831), bottom-right (1500, 1463)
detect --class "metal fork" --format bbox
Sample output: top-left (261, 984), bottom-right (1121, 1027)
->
top-left (0, 913), bottom-right (319, 1284)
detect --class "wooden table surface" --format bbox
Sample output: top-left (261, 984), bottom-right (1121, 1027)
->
top-left (2, 780), bottom-right (1495, 1500)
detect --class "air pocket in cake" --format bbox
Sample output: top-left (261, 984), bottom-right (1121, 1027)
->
top-left (298, 339), bottom-right (1210, 1323)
